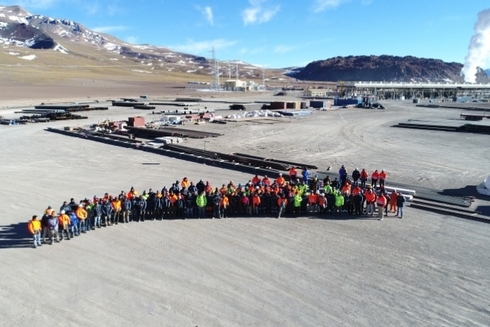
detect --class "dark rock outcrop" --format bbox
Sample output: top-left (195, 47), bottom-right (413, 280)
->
top-left (289, 55), bottom-right (490, 83)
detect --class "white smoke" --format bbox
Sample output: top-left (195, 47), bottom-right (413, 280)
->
top-left (461, 9), bottom-right (490, 83)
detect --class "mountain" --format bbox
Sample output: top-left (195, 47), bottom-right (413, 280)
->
top-left (288, 55), bottom-right (490, 83)
top-left (0, 5), bottom-right (271, 83)
top-left (486, 69), bottom-right (490, 76)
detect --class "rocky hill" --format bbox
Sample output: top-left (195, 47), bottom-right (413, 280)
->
top-left (0, 5), bottom-right (270, 82)
top-left (289, 55), bottom-right (490, 83)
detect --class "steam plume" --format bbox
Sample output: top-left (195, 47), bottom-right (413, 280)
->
top-left (461, 9), bottom-right (490, 83)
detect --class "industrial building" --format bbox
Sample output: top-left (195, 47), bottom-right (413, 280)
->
top-left (338, 82), bottom-right (490, 101)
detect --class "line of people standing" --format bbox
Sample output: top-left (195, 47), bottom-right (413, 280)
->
top-left (27, 166), bottom-right (405, 248)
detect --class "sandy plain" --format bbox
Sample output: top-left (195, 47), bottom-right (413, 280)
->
top-left (0, 80), bottom-right (489, 326)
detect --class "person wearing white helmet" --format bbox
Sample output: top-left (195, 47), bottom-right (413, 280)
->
top-left (58, 210), bottom-right (71, 241)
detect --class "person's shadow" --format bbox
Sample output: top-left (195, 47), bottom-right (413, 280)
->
top-left (0, 222), bottom-right (33, 249)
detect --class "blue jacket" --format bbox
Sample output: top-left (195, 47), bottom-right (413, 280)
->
top-left (123, 199), bottom-right (132, 211)
top-left (69, 212), bottom-right (78, 226)
top-left (102, 202), bottom-right (113, 216)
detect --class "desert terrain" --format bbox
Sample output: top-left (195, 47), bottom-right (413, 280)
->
top-left (0, 80), bottom-right (489, 326)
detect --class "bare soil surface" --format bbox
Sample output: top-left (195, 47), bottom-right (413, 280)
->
top-left (0, 84), bottom-right (489, 326)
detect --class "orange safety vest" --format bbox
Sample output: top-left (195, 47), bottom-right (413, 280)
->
top-left (289, 168), bottom-right (297, 177)
top-left (220, 197), bottom-right (229, 208)
top-left (252, 176), bottom-right (260, 185)
top-left (341, 184), bottom-right (351, 195)
top-left (372, 171), bottom-right (379, 180)
top-left (365, 192), bottom-right (376, 203)
top-left (276, 176), bottom-right (285, 185)
top-left (376, 196), bottom-right (387, 206)
top-left (252, 195), bottom-right (261, 206)
top-left (379, 172), bottom-right (387, 180)
top-left (308, 194), bottom-right (318, 204)
top-left (278, 197), bottom-right (288, 207)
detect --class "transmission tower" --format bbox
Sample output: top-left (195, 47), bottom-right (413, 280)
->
top-left (210, 47), bottom-right (220, 91)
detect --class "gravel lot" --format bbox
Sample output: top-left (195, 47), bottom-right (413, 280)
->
top-left (0, 84), bottom-right (489, 326)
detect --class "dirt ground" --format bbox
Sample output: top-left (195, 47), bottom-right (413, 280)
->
top-left (0, 81), bottom-right (489, 326)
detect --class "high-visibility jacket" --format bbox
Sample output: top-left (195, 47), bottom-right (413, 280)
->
top-left (181, 179), bottom-right (190, 188)
top-left (360, 170), bottom-right (369, 179)
top-left (276, 176), bottom-right (285, 185)
top-left (204, 184), bottom-right (212, 193)
top-left (252, 195), bottom-right (261, 206)
top-left (334, 192), bottom-right (344, 207)
top-left (390, 192), bottom-right (398, 205)
top-left (365, 191), bottom-right (376, 203)
top-left (262, 177), bottom-right (271, 186)
top-left (196, 195), bottom-right (207, 207)
top-left (324, 185), bottom-right (333, 194)
top-left (341, 184), bottom-right (351, 195)
top-left (252, 176), bottom-right (260, 185)
top-left (308, 193), bottom-right (318, 204)
top-left (219, 187), bottom-right (227, 195)
top-left (371, 171), bottom-right (379, 180)
top-left (293, 194), bottom-right (302, 207)
top-left (220, 197), bottom-right (229, 208)
top-left (352, 187), bottom-right (361, 196)
top-left (318, 196), bottom-right (327, 207)
top-left (379, 171), bottom-right (387, 180)
top-left (58, 214), bottom-right (71, 229)
top-left (28, 219), bottom-right (42, 234)
top-left (169, 194), bottom-right (178, 205)
top-left (376, 195), bottom-right (387, 207)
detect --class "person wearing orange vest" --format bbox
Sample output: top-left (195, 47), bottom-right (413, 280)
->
top-left (28, 215), bottom-right (42, 248)
top-left (371, 170), bottom-right (379, 188)
top-left (181, 177), bottom-right (190, 189)
top-left (276, 173), bottom-right (286, 186)
top-left (262, 175), bottom-right (271, 186)
top-left (219, 184), bottom-right (227, 196)
top-left (365, 188), bottom-right (377, 216)
top-left (289, 167), bottom-right (297, 182)
top-left (360, 169), bottom-right (369, 188)
top-left (219, 195), bottom-right (229, 218)
top-left (58, 210), bottom-right (71, 241)
top-left (252, 193), bottom-right (261, 215)
top-left (277, 194), bottom-right (288, 218)
top-left (379, 170), bottom-right (387, 187)
top-left (252, 175), bottom-right (261, 186)
top-left (318, 194), bottom-right (327, 214)
top-left (307, 191), bottom-right (318, 213)
top-left (376, 192), bottom-right (387, 220)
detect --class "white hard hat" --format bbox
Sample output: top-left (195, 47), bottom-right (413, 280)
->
top-left (60, 210), bottom-right (65, 214)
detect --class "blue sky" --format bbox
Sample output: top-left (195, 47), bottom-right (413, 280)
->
top-left (4, 0), bottom-right (490, 69)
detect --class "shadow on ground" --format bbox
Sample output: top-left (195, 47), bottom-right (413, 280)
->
top-left (0, 222), bottom-right (33, 249)
top-left (440, 185), bottom-right (487, 200)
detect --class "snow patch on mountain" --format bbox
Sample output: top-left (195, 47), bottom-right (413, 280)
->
top-left (20, 54), bottom-right (35, 60)
top-left (53, 44), bottom-right (68, 54)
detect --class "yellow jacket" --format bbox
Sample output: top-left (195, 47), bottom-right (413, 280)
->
top-left (28, 219), bottom-right (42, 234)
top-left (58, 214), bottom-right (71, 229)
top-left (76, 208), bottom-right (88, 220)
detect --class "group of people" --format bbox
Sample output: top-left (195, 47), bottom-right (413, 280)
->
top-left (27, 166), bottom-right (406, 248)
